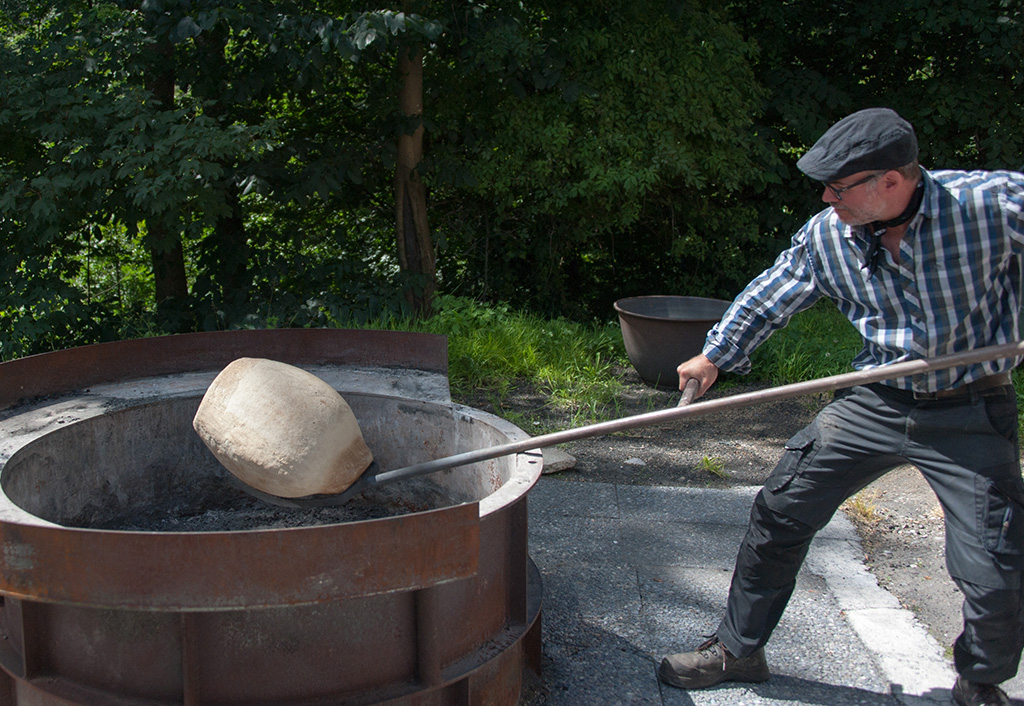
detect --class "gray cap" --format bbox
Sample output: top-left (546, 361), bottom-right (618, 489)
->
top-left (796, 108), bottom-right (918, 181)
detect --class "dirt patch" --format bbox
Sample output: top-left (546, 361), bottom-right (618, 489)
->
top-left (455, 366), bottom-right (964, 654)
top-left (848, 466), bottom-right (961, 651)
top-left (458, 368), bottom-right (824, 489)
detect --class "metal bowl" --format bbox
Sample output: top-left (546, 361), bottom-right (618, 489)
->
top-left (614, 295), bottom-right (732, 388)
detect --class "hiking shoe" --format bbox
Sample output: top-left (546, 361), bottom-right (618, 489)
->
top-left (658, 637), bottom-right (770, 689)
top-left (952, 677), bottom-right (1010, 706)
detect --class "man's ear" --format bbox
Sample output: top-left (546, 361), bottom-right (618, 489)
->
top-left (879, 170), bottom-right (903, 192)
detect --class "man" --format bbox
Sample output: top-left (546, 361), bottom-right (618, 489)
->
top-left (662, 108), bottom-right (1024, 706)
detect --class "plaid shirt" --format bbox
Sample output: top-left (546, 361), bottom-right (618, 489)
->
top-left (704, 168), bottom-right (1024, 392)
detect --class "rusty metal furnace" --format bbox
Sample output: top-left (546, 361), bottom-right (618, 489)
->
top-left (0, 329), bottom-right (542, 705)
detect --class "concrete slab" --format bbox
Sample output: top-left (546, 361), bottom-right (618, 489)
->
top-left (527, 478), bottom-right (1024, 705)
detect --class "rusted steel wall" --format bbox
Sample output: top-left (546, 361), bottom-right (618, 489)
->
top-left (0, 330), bottom-right (542, 706)
top-left (0, 328), bottom-right (448, 409)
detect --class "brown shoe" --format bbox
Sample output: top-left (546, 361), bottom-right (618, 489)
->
top-left (658, 637), bottom-right (770, 689)
top-left (952, 677), bottom-right (1010, 706)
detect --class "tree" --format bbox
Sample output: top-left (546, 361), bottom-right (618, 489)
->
top-left (395, 40), bottom-right (435, 317)
top-left (1, 0), bottom-right (441, 357)
top-left (8, 0), bottom-right (1018, 358)
top-left (731, 0), bottom-right (1024, 240)
top-left (422, 0), bottom-right (775, 315)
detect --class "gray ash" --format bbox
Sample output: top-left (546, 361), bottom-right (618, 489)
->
top-left (87, 478), bottom-right (465, 532)
top-left (99, 496), bottom-right (391, 532)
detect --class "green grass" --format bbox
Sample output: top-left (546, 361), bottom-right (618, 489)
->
top-left (747, 300), bottom-right (862, 384)
top-left (366, 295), bottom-right (630, 426)
top-left (369, 295), bottom-right (1024, 437)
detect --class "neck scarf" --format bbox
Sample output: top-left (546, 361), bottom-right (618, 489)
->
top-left (863, 179), bottom-right (925, 277)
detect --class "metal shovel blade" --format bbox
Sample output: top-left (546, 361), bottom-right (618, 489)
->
top-left (228, 462), bottom-right (382, 509)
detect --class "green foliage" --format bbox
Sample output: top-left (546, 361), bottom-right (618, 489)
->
top-left (698, 455), bottom-right (728, 479)
top-left (732, 0), bottom-right (1024, 240)
top-left (381, 295), bottom-right (628, 422)
top-left (748, 300), bottom-right (862, 384)
top-left (392, 299), bottom-right (1024, 439)
top-left (2, 0), bottom-right (1022, 362)
top-left (0, 0), bottom-right (436, 334)
top-left (0, 0), bottom-right (444, 357)
top-left (424, 0), bottom-right (775, 316)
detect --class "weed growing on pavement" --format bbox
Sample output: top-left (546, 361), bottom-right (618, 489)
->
top-left (842, 491), bottom-right (880, 527)
top-left (698, 455), bottom-right (727, 478)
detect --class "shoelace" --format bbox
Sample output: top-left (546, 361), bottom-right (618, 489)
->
top-left (696, 636), bottom-right (728, 671)
top-left (972, 682), bottom-right (1008, 705)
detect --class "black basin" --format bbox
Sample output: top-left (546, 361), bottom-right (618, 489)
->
top-left (614, 295), bottom-right (732, 388)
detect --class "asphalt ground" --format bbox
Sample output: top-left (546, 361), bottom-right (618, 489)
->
top-left (525, 478), bottom-right (1024, 706)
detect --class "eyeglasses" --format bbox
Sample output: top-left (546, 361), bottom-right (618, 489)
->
top-left (823, 172), bottom-right (883, 201)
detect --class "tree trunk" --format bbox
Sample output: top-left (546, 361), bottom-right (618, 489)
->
top-left (195, 26), bottom-right (251, 314)
top-left (211, 183), bottom-right (251, 304)
top-left (144, 40), bottom-right (191, 331)
top-left (394, 44), bottom-right (435, 318)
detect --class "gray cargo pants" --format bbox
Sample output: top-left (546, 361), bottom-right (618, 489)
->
top-left (716, 382), bottom-right (1024, 683)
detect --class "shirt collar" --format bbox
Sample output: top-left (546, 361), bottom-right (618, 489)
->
top-left (917, 167), bottom-right (940, 221)
top-left (842, 166), bottom-right (934, 243)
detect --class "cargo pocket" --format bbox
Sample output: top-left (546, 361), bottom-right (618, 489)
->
top-left (978, 476), bottom-right (1024, 556)
top-left (763, 427), bottom-right (818, 495)
top-left (983, 389), bottom-right (1019, 444)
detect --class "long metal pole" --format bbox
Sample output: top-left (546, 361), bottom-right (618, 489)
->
top-left (374, 339), bottom-right (1024, 485)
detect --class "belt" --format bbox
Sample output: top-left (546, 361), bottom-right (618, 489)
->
top-left (912, 372), bottom-right (1014, 401)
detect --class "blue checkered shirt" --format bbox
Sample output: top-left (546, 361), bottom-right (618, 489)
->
top-left (703, 168), bottom-right (1024, 392)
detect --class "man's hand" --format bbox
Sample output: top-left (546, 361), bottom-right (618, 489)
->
top-left (676, 354), bottom-right (719, 400)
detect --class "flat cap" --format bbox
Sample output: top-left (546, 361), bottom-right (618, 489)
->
top-left (796, 108), bottom-right (918, 181)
